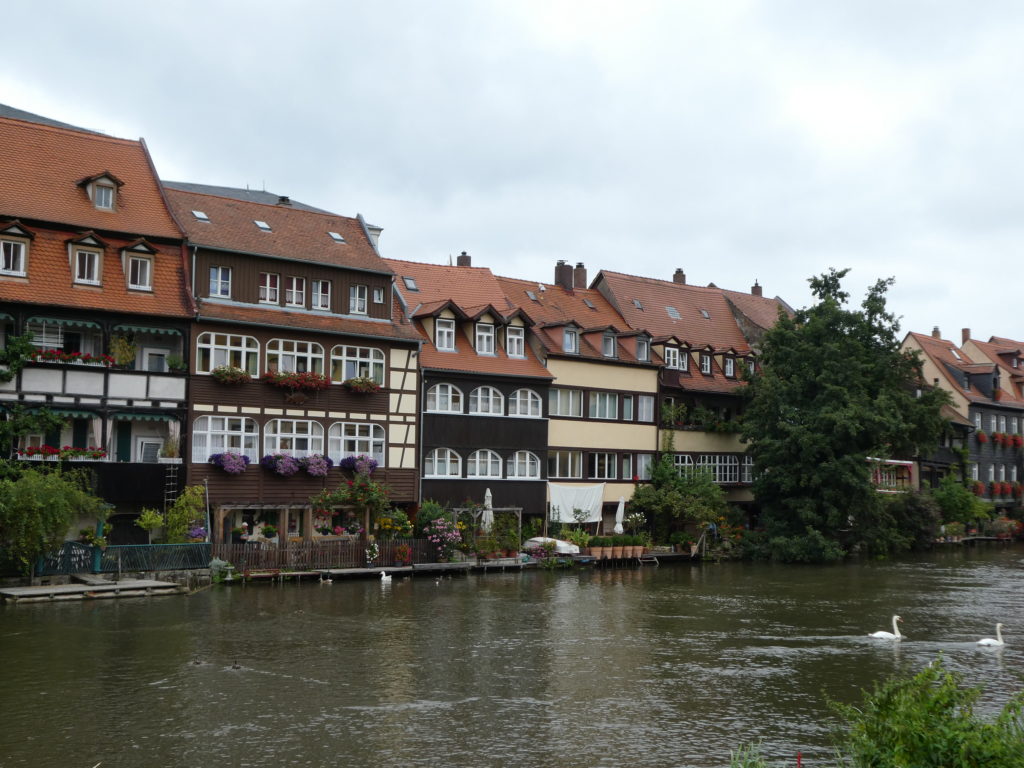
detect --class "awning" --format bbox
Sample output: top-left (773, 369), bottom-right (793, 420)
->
top-left (0, 313), bottom-right (12, 324)
top-left (113, 324), bottom-right (182, 337)
top-left (28, 408), bottom-right (95, 419)
top-left (26, 316), bottom-right (101, 330)
top-left (111, 412), bottom-right (176, 422)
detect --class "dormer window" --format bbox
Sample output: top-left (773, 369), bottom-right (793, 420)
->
top-left (74, 248), bottom-right (101, 285)
top-left (563, 327), bottom-right (579, 354)
top-left (507, 326), bottom-right (525, 358)
top-left (436, 318), bottom-right (456, 351)
top-left (636, 336), bottom-right (650, 362)
top-left (700, 354), bottom-right (712, 374)
top-left (664, 346), bottom-right (680, 369)
top-left (94, 184), bottom-right (114, 209)
top-left (127, 255), bottom-right (152, 290)
top-left (724, 357), bottom-right (735, 377)
top-left (79, 173), bottom-right (123, 211)
top-left (1, 239), bottom-right (27, 276)
top-left (602, 334), bottom-right (617, 358)
top-left (476, 323), bottom-right (495, 354)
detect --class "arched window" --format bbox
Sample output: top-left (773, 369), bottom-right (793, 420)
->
top-left (196, 332), bottom-right (259, 374)
top-left (468, 386), bottom-right (504, 415)
top-left (507, 450), bottom-right (540, 479)
top-left (328, 422), bottom-right (385, 465)
top-left (191, 416), bottom-right (258, 462)
top-left (330, 345), bottom-right (385, 384)
top-left (426, 383), bottom-right (464, 413)
top-left (266, 339), bottom-right (324, 374)
top-left (508, 388), bottom-right (542, 418)
top-left (425, 447), bottom-right (461, 477)
top-left (263, 419), bottom-right (324, 457)
top-left (467, 449), bottom-right (502, 478)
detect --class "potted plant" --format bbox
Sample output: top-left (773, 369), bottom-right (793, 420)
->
top-left (263, 370), bottom-right (330, 391)
top-left (394, 543), bottom-right (413, 566)
top-left (209, 452), bottom-right (251, 474)
top-left (158, 438), bottom-right (182, 464)
top-left (299, 454), bottom-right (334, 477)
top-left (166, 354), bottom-right (188, 373)
top-left (109, 334), bottom-right (137, 369)
top-left (977, 431), bottom-right (988, 444)
top-left (134, 507), bottom-right (164, 544)
top-left (589, 536), bottom-right (605, 559)
top-left (944, 521), bottom-right (965, 542)
top-left (210, 365), bottom-right (252, 385)
top-left (261, 453), bottom-right (300, 476)
top-left (260, 524), bottom-right (278, 541)
top-left (342, 376), bottom-right (382, 394)
top-left (186, 523), bottom-right (208, 543)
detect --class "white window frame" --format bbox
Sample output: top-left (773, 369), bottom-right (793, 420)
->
top-left (264, 419), bottom-right (324, 458)
top-left (638, 395), bottom-right (655, 423)
top-left (285, 276), bottom-right (306, 308)
top-left (549, 388), bottom-right (582, 417)
top-left (974, 412), bottom-right (982, 429)
top-left (266, 339), bottom-right (324, 374)
top-left (602, 335), bottom-right (617, 358)
top-left (426, 383), bottom-right (464, 413)
top-left (998, 464), bottom-right (1006, 482)
top-left (699, 454), bottom-right (740, 484)
top-left (329, 422), bottom-right (385, 465)
top-left (588, 452), bottom-right (617, 480)
top-left (142, 346), bottom-right (170, 372)
top-left (589, 392), bottom-right (618, 420)
top-left (259, 272), bottom-right (280, 304)
top-left (664, 346), bottom-right (680, 369)
top-left (94, 183), bottom-right (115, 210)
top-left (970, 464), bottom-right (979, 481)
top-left (476, 323), bottom-right (495, 355)
top-left (622, 454), bottom-right (633, 479)
top-left (425, 447), bottom-right (461, 478)
top-left (436, 318), bottom-right (456, 351)
top-left (742, 455), bottom-right (754, 483)
top-left (636, 337), bottom-right (650, 362)
top-left (467, 449), bottom-right (502, 478)
top-left (637, 453), bottom-right (654, 481)
top-left (196, 332), bottom-right (259, 374)
top-left (312, 279), bottom-right (331, 311)
top-left (372, 287), bottom-right (385, 304)
top-left (191, 415), bottom-right (259, 462)
top-left (507, 450), bottom-right (541, 479)
top-left (563, 327), bottom-right (579, 354)
top-left (349, 284), bottom-right (368, 314)
top-left (990, 414), bottom-right (997, 432)
top-left (548, 450), bottom-right (582, 479)
top-left (725, 357), bottom-right (735, 377)
top-left (469, 386), bottom-right (504, 415)
top-left (209, 266), bottom-right (232, 298)
top-left (74, 248), bottom-right (101, 285)
top-left (679, 349), bottom-right (690, 372)
top-left (136, 438), bottom-right (162, 464)
top-left (1, 239), bottom-right (27, 276)
top-left (622, 394), bottom-right (634, 421)
top-left (27, 321), bottom-right (63, 350)
top-left (127, 255), bottom-right (152, 290)
top-left (674, 454), bottom-right (694, 475)
top-left (999, 415), bottom-right (1007, 432)
top-left (701, 354), bottom-right (712, 374)
top-left (330, 345), bottom-right (385, 384)
top-left (987, 464), bottom-right (995, 482)
top-left (506, 326), bottom-right (525, 358)
top-left (509, 388), bottom-right (542, 418)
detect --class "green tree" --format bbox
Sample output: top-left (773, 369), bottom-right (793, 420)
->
top-left (164, 485), bottom-right (206, 543)
top-left (0, 468), bottom-right (108, 577)
top-left (630, 454), bottom-right (728, 542)
top-left (741, 269), bottom-right (948, 560)
top-left (930, 473), bottom-right (992, 527)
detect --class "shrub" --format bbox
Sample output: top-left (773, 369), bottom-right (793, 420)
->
top-left (766, 528), bottom-right (845, 563)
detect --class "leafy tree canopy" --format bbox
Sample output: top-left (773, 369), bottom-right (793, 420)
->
top-left (630, 454), bottom-right (728, 542)
top-left (741, 269), bottom-right (949, 557)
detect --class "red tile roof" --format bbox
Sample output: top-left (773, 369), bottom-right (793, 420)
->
top-left (0, 116), bottom-right (181, 239)
top-left (197, 298), bottom-right (422, 343)
top-left (906, 331), bottom-right (996, 405)
top-left (165, 188), bottom-right (391, 274)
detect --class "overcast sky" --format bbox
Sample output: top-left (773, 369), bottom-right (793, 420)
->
top-left (3, 1), bottom-right (1020, 343)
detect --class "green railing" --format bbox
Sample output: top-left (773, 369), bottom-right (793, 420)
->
top-left (36, 542), bottom-right (211, 575)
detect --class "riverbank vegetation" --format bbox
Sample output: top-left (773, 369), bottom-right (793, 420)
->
top-left (741, 269), bottom-right (951, 562)
top-left (732, 657), bottom-right (1024, 767)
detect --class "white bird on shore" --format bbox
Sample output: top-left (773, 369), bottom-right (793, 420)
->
top-left (869, 615), bottom-right (903, 641)
top-left (977, 623), bottom-right (1005, 647)
top-left (380, 571), bottom-right (392, 582)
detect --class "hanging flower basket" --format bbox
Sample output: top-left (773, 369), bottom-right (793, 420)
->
top-left (210, 365), bottom-right (252, 385)
top-left (1014, 435), bottom-right (1023, 448)
top-left (973, 481), bottom-right (985, 496)
top-left (263, 371), bottom-right (330, 391)
top-left (299, 454), bottom-right (334, 477)
top-left (342, 376), bottom-right (382, 394)
top-left (209, 452), bottom-right (251, 474)
top-left (261, 453), bottom-right (301, 476)
top-left (976, 431), bottom-right (988, 444)
top-left (29, 348), bottom-right (115, 366)
top-left (338, 454), bottom-right (379, 474)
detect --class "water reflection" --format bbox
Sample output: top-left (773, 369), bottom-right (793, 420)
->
top-left (1, 546), bottom-right (1022, 767)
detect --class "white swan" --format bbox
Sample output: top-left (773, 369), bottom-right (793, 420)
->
top-left (977, 623), bottom-right (1005, 647)
top-left (380, 570), bottom-right (392, 582)
top-left (869, 615), bottom-right (903, 640)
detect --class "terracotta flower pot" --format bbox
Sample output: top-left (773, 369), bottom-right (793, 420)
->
top-left (611, 546), bottom-right (623, 558)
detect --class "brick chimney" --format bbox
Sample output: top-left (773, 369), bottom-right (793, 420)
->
top-left (932, 326), bottom-right (941, 339)
top-left (962, 328), bottom-right (971, 345)
top-left (673, 268), bottom-right (686, 285)
top-left (751, 280), bottom-right (762, 297)
top-left (554, 260), bottom-right (573, 290)
top-left (573, 262), bottom-right (587, 289)
top-left (277, 195), bottom-right (291, 206)
top-left (457, 251), bottom-right (472, 267)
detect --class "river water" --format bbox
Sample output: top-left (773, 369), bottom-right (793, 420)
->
top-left (2, 546), bottom-right (1023, 768)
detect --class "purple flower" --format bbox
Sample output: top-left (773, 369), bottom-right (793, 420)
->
top-left (338, 454), bottom-right (378, 474)
top-left (261, 454), bottom-right (300, 476)
top-left (187, 524), bottom-right (208, 539)
top-left (209, 452), bottom-right (251, 475)
top-left (300, 454), bottom-right (333, 477)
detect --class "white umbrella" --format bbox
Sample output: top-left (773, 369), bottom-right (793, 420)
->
top-left (482, 487), bottom-right (494, 532)
top-left (613, 496), bottom-right (625, 534)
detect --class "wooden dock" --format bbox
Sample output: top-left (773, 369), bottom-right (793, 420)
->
top-left (0, 579), bottom-right (185, 604)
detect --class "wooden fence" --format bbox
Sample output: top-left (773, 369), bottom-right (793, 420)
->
top-left (212, 538), bottom-right (437, 572)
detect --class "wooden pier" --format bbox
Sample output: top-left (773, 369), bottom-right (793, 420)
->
top-left (0, 579), bottom-right (185, 604)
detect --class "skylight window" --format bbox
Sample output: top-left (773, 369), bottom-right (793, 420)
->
top-left (700, 309), bottom-right (710, 319)
top-left (633, 299), bottom-right (643, 310)
top-left (192, 210), bottom-right (209, 222)
top-left (526, 290), bottom-right (538, 301)
top-left (666, 306), bottom-right (681, 320)
top-left (328, 231), bottom-right (346, 243)
top-left (583, 298), bottom-right (596, 309)
top-left (951, 349), bottom-right (962, 361)
top-left (254, 220), bottom-right (271, 232)
top-left (402, 276), bottom-right (418, 291)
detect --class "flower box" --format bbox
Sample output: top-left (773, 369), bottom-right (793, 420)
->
top-left (261, 453), bottom-right (300, 476)
top-left (341, 376), bottom-right (382, 394)
top-left (209, 452), bottom-right (251, 474)
top-left (210, 365), bottom-right (252, 385)
top-left (263, 370), bottom-right (330, 391)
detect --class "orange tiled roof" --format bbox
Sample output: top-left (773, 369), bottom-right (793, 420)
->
top-left (0, 223), bottom-right (191, 318)
top-left (197, 298), bottom-right (422, 343)
top-left (165, 188), bottom-right (391, 274)
top-left (0, 116), bottom-right (181, 240)
top-left (906, 332), bottom-right (993, 405)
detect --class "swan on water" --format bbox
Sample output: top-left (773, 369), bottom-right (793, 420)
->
top-left (319, 574), bottom-right (332, 584)
top-left (380, 571), bottom-right (392, 582)
top-left (869, 615), bottom-right (903, 640)
top-left (977, 623), bottom-right (1005, 647)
